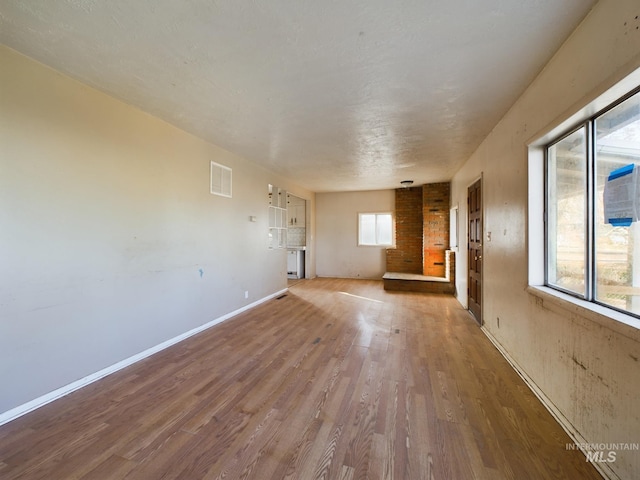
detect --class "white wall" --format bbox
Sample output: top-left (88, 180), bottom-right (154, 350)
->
top-left (451, 1), bottom-right (640, 478)
top-left (0, 46), bottom-right (314, 416)
top-left (316, 190), bottom-right (394, 279)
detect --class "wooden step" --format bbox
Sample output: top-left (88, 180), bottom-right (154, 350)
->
top-left (382, 272), bottom-right (456, 294)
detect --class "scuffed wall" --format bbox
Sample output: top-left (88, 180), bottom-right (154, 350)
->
top-left (450, 1), bottom-right (640, 478)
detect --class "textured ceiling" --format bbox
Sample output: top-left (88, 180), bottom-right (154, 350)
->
top-left (0, 0), bottom-right (597, 192)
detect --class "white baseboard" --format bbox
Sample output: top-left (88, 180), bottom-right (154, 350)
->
top-left (481, 327), bottom-right (617, 480)
top-left (0, 288), bottom-right (288, 427)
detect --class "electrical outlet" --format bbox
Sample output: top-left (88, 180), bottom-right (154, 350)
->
top-left (244, 291), bottom-right (249, 299)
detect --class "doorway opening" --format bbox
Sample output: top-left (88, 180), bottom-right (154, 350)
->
top-left (286, 193), bottom-right (307, 280)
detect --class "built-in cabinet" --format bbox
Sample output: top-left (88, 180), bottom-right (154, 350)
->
top-left (287, 194), bottom-right (306, 227)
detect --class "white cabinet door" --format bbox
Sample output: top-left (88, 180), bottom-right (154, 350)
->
top-left (295, 204), bottom-right (305, 226)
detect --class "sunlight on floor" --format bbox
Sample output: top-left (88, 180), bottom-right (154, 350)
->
top-left (338, 291), bottom-right (383, 303)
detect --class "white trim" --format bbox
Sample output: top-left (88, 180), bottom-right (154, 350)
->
top-left (527, 285), bottom-right (640, 341)
top-left (527, 144), bottom-right (546, 286)
top-left (0, 288), bottom-right (288, 427)
top-left (481, 327), bottom-right (619, 480)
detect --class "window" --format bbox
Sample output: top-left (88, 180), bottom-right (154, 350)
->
top-left (546, 89), bottom-right (640, 317)
top-left (358, 213), bottom-right (393, 246)
top-left (450, 206), bottom-right (459, 249)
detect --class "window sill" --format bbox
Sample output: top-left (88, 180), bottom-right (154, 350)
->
top-left (527, 285), bottom-right (640, 342)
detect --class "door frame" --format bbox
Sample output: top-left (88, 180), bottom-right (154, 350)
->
top-left (286, 193), bottom-right (309, 279)
top-left (467, 175), bottom-right (483, 325)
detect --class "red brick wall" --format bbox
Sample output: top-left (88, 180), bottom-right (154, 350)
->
top-left (385, 182), bottom-right (450, 276)
top-left (423, 183), bottom-right (450, 276)
top-left (386, 187), bottom-right (423, 274)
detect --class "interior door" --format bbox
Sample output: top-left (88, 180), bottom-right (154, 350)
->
top-left (468, 179), bottom-right (482, 324)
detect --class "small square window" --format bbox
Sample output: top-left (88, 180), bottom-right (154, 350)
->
top-left (358, 213), bottom-right (393, 246)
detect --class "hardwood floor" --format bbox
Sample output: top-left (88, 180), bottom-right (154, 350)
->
top-left (0, 278), bottom-right (601, 479)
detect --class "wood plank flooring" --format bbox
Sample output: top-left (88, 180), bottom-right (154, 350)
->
top-left (0, 278), bottom-right (601, 479)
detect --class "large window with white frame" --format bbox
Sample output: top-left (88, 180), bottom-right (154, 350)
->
top-left (546, 88), bottom-right (640, 318)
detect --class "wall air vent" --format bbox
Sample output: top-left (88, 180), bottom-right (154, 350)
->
top-left (210, 161), bottom-right (232, 198)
